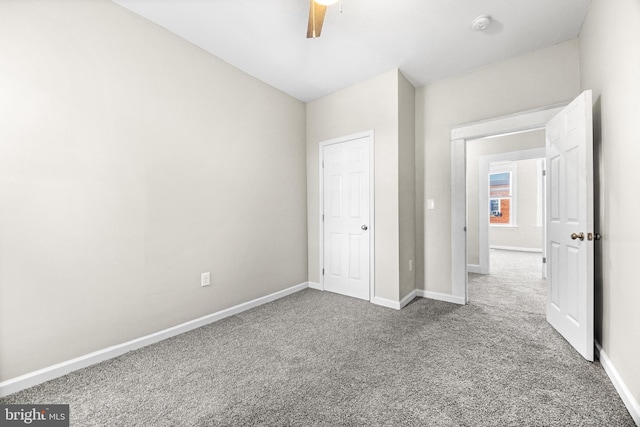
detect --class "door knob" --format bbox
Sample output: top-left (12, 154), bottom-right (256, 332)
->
top-left (361, 225), bottom-right (368, 231)
top-left (571, 232), bottom-right (585, 241)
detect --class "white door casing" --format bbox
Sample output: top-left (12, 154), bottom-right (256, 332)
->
top-left (451, 104), bottom-right (566, 304)
top-left (320, 132), bottom-right (373, 301)
top-left (545, 90), bottom-right (594, 361)
top-left (540, 158), bottom-right (548, 280)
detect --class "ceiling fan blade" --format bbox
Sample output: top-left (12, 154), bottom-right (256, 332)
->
top-left (306, 0), bottom-right (327, 38)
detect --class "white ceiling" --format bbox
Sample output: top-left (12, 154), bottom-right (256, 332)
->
top-left (112, 0), bottom-right (592, 102)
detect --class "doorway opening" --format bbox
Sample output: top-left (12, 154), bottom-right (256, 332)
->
top-left (466, 129), bottom-right (546, 314)
top-left (451, 91), bottom-right (595, 361)
top-left (450, 104), bottom-right (565, 303)
top-left (465, 131), bottom-right (547, 311)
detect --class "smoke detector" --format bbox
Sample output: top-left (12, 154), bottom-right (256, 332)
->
top-left (471, 15), bottom-right (492, 31)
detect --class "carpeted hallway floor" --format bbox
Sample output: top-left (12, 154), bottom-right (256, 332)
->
top-left (468, 249), bottom-right (546, 314)
top-left (1, 250), bottom-right (635, 426)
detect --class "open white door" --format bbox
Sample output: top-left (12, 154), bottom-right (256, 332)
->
top-left (321, 135), bottom-right (371, 301)
top-left (545, 90), bottom-right (594, 361)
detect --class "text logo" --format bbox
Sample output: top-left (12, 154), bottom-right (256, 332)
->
top-left (0, 405), bottom-right (69, 427)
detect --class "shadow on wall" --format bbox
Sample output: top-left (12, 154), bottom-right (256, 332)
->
top-left (593, 95), bottom-right (603, 345)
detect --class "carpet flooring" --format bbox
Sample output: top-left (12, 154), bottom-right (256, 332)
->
top-left (1, 250), bottom-right (635, 426)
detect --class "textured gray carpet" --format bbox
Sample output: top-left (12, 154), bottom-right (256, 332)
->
top-left (2, 251), bottom-right (635, 426)
top-left (468, 249), bottom-right (546, 314)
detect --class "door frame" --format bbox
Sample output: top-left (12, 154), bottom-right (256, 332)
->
top-left (319, 130), bottom-right (375, 302)
top-left (451, 104), bottom-right (566, 303)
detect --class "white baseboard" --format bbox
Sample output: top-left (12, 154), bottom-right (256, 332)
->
top-left (490, 245), bottom-right (542, 253)
top-left (0, 281), bottom-right (310, 398)
top-left (372, 291), bottom-right (418, 310)
top-left (595, 341), bottom-right (640, 425)
top-left (467, 264), bottom-right (482, 274)
top-left (416, 289), bottom-right (466, 305)
top-left (372, 296), bottom-right (401, 310)
top-left (308, 281), bottom-right (322, 290)
top-left (400, 290), bottom-right (417, 309)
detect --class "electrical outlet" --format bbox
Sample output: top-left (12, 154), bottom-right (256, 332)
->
top-left (409, 260), bottom-right (413, 272)
top-left (201, 272), bottom-right (211, 287)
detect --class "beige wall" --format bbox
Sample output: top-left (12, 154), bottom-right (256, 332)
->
top-left (580, 0), bottom-right (640, 406)
top-left (398, 73), bottom-right (416, 299)
top-left (466, 131), bottom-right (545, 265)
top-left (415, 40), bottom-right (581, 293)
top-left (0, 0), bottom-right (307, 381)
top-left (306, 69), bottom-right (414, 302)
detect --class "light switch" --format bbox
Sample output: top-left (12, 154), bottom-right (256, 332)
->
top-left (427, 199), bottom-right (435, 210)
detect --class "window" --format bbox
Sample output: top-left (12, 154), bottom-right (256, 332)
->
top-left (489, 163), bottom-right (517, 226)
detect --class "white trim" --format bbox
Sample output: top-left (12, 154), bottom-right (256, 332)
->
top-left (595, 341), bottom-right (640, 425)
top-left (490, 245), bottom-right (542, 253)
top-left (369, 134), bottom-right (376, 303)
top-left (371, 296), bottom-right (401, 310)
top-left (451, 103), bottom-right (567, 140)
top-left (467, 264), bottom-right (483, 274)
top-left (400, 290), bottom-right (417, 309)
top-left (0, 282), bottom-right (310, 398)
top-left (416, 289), bottom-right (466, 305)
top-left (308, 281), bottom-right (322, 290)
top-left (318, 130), bottom-right (375, 302)
top-left (451, 104), bottom-right (566, 304)
top-left (371, 291), bottom-right (416, 311)
top-left (451, 138), bottom-right (468, 303)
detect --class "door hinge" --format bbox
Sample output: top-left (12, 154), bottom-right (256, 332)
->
top-left (322, 214), bottom-right (324, 222)
top-left (542, 169), bottom-right (546, 176)
top-left (543, 257), bottom-right (547, 264)
top-left (322, 268), bottom-right (324, 276)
